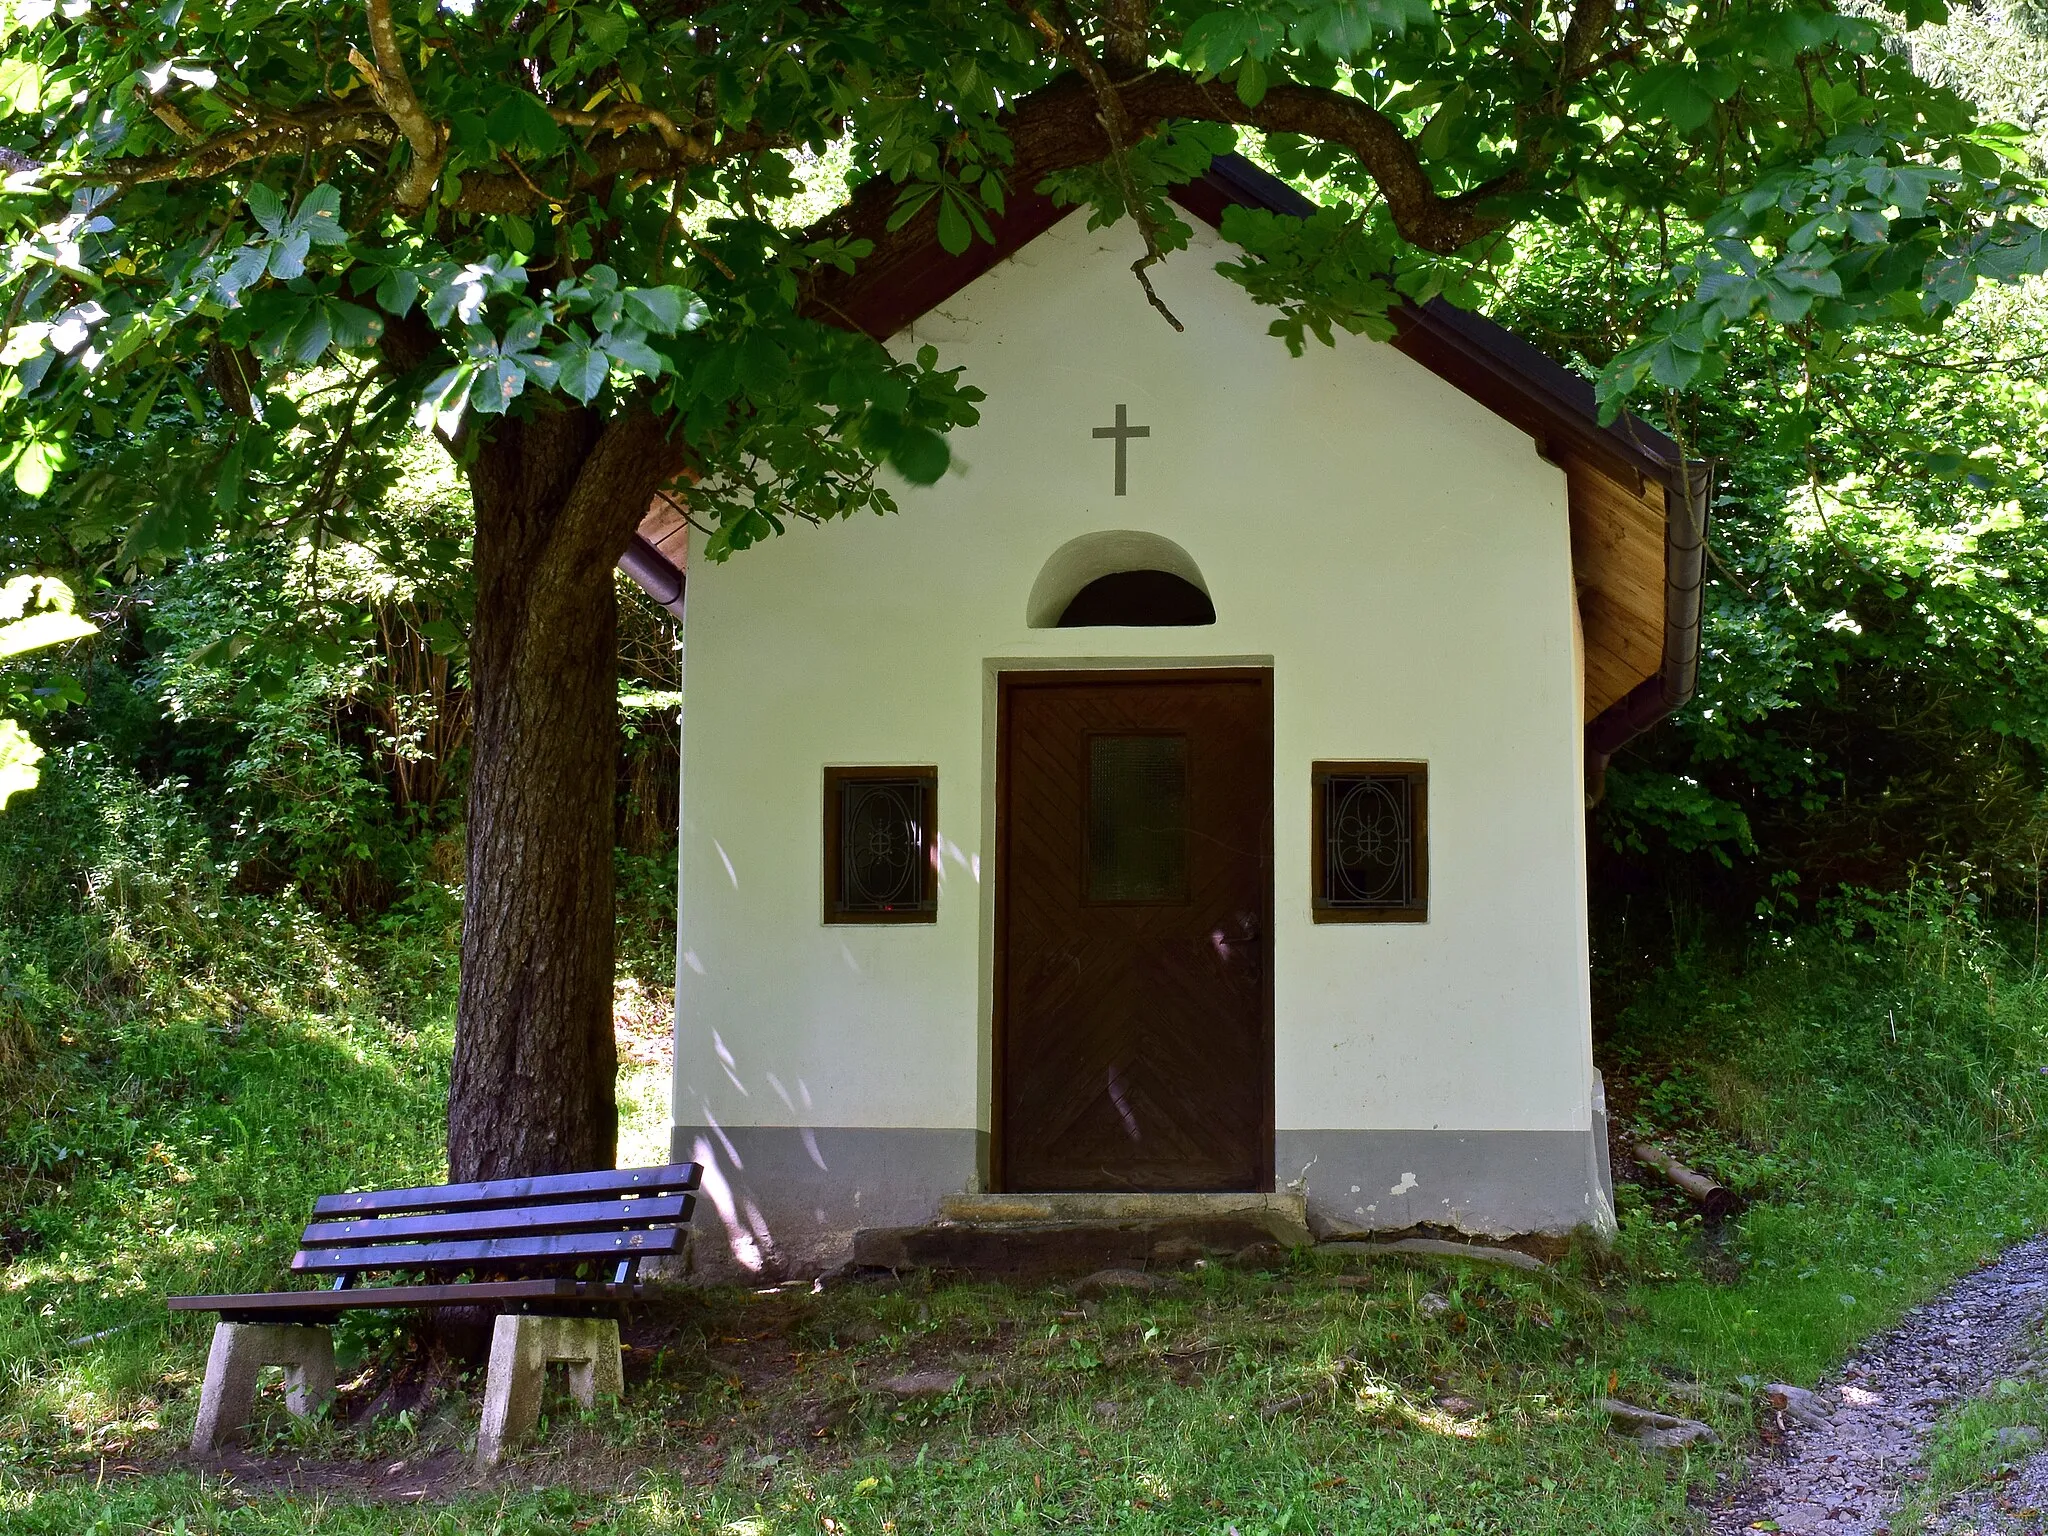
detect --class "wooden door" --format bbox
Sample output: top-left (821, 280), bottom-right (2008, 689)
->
top-left (996, 670), bottom-right (1273, 1191)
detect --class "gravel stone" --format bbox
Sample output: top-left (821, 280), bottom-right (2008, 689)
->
top-left (1709, 1236), bottom-right (2048, 1535)
top-left (1765, 1383), bottom-right (1836, 1428)
top-left (1993, 1424), bottom-right (2043, 1453)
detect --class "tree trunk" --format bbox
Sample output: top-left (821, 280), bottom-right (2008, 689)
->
top-left (446, 402), bottom-right (687, 1183)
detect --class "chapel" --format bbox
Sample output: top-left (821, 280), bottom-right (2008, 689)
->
top-left (637, 155), bottom-right (1706, 1277)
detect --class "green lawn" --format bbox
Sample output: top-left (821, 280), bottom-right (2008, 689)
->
top-left (5, 901), bottom-right (2048, 1534)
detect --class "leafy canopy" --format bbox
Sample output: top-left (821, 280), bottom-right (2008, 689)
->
top-left (0, 571), bottom-right (93, 807)
top-left (0, 0), bottom-right (2038, 576)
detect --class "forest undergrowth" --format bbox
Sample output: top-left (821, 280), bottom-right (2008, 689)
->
top-left (3, 775), bottom-right (2047, 1534)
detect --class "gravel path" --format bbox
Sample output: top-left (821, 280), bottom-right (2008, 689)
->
top-left (1708, 1236), bottom-right (2048, 1535)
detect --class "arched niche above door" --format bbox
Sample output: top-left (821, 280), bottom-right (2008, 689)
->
top-left (1025, 530), bottom-right (1215, 629)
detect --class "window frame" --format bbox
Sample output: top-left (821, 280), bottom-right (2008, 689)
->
top-left (822, 766), bottom-right (940, 925)
top-left (1310, 760), bottom-right (1429, 924)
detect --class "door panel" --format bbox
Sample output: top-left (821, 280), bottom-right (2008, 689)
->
top-left (996, 671), bottom-right (1273, 1191)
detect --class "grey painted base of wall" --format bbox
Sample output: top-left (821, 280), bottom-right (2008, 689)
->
top-left (675, 1121), bottom-right (1615, 1278)
top-left (1279, 1127), bottom-right (1616, 1240)
top-left (672, 1125), bottom-right (984, 1281)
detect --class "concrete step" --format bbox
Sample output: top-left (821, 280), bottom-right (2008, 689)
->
top-left (849, 1191), bottom-right (1313, 1277)
top-left (940, 1191), bottom-right (1307, 1235)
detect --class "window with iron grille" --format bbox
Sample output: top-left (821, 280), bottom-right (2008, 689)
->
top-left (824, 768), bottom-right (938, 922)
top-left (1312, 762), bottom-right (1427, 922)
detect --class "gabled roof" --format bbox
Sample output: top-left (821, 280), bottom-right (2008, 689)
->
top-left (626, 153), bottom-right (1708, 787)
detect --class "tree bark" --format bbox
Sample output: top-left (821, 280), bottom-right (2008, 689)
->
top-left (446, 401), bottom-right (688, 1183)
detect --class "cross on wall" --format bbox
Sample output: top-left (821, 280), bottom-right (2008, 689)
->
top-left (1092, 404), bottom-right (1150, 496)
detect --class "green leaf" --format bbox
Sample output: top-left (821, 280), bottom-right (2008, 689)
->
top-left (623, 286), bottom-right (696, 335)
top-left (11, 437), bottom-right (59, 496)
top-left (469, 357), bottom-right (526, 414)
top-left (735, 332), bottom-right (786, 395)
top-left (416, 363), bottom-right (476, 427)
top-left (1235, 54), bottom-right (1269, 108)
top-left (375, 268), bottom-right (421, 318)
top-left (1180, 10), bottom-right (1281, 72)
top-left (578, 7), bottom-right (628, 57)
top-left (0, 718), bottom-right (43, 809)
top-left (486, 92), bottom-right (564, 156)
top-left (293, 185), bottom-right (347, 247)
top-left (245, 183), bottom-right (285, 239)
top-left (936, 193), bottom-right (971, 256)
top-left (1644, 330), bottom-right (1705, 389)
top-left (599, 328), bottom-right (667, 377)
top-left (1305, 2), bottom-right (1377, 57)
top-left (1638, 65), bottom-right (1717, 133)
top-left (285, 306), bottom-right (332, 364)
top-left (0, 59), bottom-right (44, 114)
top-left (887, 424), bottom-right (949, 485)
top-left (215, 244), bottom-right (270, 302)
top-left (1416, 85), bottom-right (1469, 160)
top-left (887, 182), bottom-right (938, 233)
top-left (326, 301), bottom-right (384, 350)
top-left (549, 340), bottom-right (608, 402)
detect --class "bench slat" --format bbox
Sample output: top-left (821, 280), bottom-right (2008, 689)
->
top-left (290, 1226), bottom-right (685, 1274)
top-left (309, 1162), bottom-right (702, 1219)
top-left (169, 1278), bottom-right (637, 1315)
top-left (300, 1193), bottom-right (693, 1248)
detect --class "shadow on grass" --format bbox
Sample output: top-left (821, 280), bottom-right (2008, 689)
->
top-left (0, 999), bottom-right (452, 1461)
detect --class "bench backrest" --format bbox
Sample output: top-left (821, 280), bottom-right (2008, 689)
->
top-left (291, 1163), bottom-right (703, 1283)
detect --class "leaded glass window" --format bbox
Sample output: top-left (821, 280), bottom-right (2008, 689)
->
top-left (824, 768), bottom-right (937, 922)
top-left (1312, 763), bottom-right (1427, 922)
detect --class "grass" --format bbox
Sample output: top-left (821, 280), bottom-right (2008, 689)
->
top-left (6, 874), bottom-right (2048, 1532)
top-left (1888, 1372), bottom-right (2048, 1532)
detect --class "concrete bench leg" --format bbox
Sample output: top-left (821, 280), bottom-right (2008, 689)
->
top-left (475, 1315), bottom-right (623, 1466)
top-left (190, 1321), bottom-right (336, 1453)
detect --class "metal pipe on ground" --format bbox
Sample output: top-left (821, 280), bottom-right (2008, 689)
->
top-left (1632, 1141), bottom-right (1735, 1223)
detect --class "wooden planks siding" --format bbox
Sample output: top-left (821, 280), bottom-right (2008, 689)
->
top-left (1566, 455), bottom-right (1669, 722)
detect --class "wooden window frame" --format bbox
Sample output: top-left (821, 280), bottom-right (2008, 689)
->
top-left (823, 766), bottom-right (939, 924)
top-left (1311, 761), bottom-right (1428, 924)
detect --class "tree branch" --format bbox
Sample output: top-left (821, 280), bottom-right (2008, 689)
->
top-left (552, 102), bottom-right (692, 155)
top-left (1559, 0), bottom-right (1619, 83)
top-left (147, 96), bottom-right (204, 144)
top-left (813, 65), bottom-right (1506, 322)
top-left (350, 0), bottom-right (444, 213)
top-left (111, 109), bottom-right (396, 187)
top-left (1019, 2), bottom-right (1183, 329)
top-left (1101, 0), bottom-right (1151, 77)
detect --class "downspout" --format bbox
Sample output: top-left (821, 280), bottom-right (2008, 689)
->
top-left (618, 534), bottom-right (687, 620)
top-left (1584, 459), bottom-right (1711, 803)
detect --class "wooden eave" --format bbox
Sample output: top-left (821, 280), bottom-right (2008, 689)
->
top-left (620, 496), bottom-right (689, 618)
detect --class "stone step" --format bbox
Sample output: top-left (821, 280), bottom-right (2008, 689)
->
top-left (939, 1191), bottom-right (1307, 1236)
top-left (847, 1191), bottom-right (1314, 1277)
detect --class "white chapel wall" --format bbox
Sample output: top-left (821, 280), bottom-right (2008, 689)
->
top-left (673, 211), bottom-right (1600, 1258)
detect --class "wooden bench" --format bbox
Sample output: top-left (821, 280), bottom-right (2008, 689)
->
top-left (169, 1162), bottom-right (701, 1462)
